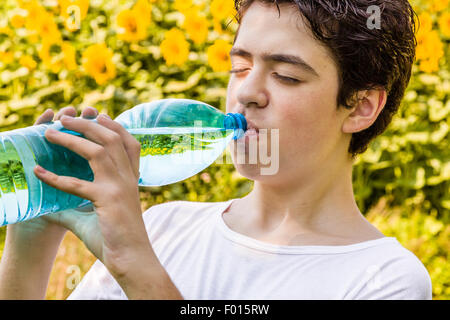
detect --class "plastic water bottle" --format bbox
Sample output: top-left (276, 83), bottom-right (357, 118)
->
top-left (0, 98), bottom-right (247, 226)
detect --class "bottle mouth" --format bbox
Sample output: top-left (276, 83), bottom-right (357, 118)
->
top-left (224, 113), bottom-right (247, 140)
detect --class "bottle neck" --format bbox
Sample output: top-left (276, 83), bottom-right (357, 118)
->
top-left (224, 113), bottom-right (247, 140)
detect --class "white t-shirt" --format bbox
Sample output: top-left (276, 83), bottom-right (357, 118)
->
top-left (68, 199), bottom-right (432, 300)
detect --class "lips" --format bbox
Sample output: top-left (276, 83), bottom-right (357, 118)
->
top-left (245, 119), bottom-right (259, 133)
top-left (243, 118), bottom-right (260, 139)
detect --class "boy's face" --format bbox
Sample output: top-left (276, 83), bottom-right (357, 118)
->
top-left (226, 2), bottom-right (353, 185)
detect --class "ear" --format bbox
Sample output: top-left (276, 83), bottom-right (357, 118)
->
top-left (342, 88), bottom-right (387, 134)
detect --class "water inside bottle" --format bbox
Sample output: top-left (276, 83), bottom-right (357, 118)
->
top-left (0, 128), bottom-right (94, 226)
top-left (131, 127), bottom-right (234, 186)
top-left (0, 126), bottom-right (234, 226)
top-left (0, 138), bottom-right (29, 225)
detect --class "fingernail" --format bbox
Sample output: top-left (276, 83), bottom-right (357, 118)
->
top-left (35, 165), bottom-right (47, 174)
top-left (46, 128), bottom-right (57, 135)
top-left (100, 114), bottom-right (111, 119)
top-left (61, 115), bottom-right (73, 122)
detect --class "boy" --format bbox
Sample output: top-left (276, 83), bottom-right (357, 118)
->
top-left (0, 0), bottom-right (432, 299)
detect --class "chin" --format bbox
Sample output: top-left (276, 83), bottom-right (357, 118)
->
top-left (233, 162), bottom-right (261, 180)
top-left (232, 161), bottom-right (283, 183)
top-left (229, 139), bottom-right (281, 180)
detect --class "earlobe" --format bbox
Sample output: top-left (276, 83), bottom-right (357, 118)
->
top-left (342, 89), bottom-right (387, 134)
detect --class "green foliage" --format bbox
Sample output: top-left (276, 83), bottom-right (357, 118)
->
top-left (368, 198), bottom-right (450, 299)
top-left (353, 67), bottom-right (450, 221)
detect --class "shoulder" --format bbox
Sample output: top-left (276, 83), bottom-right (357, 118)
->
top-left (141, 200), bottom-right (231, 236)
top-left (349, 238), bottom-right (432, 300)
top-left (143, 199), bottom-right (220, 214)
top-left (142, 200), bottom-right (225, 223)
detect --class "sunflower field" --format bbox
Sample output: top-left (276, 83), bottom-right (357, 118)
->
top-left (0, 0), bottom-right (449, 299)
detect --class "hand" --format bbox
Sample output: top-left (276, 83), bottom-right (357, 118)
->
top-left (32, 109), bottom-right (151, 279)
top-left (5, 106), bottom-right (100, 237)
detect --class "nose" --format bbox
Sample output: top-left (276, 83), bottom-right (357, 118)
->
top-left (236, 68), bottom-right (269, 109)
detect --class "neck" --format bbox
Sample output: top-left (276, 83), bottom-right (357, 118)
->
top-left (237, 153), bottom-right (361, 235)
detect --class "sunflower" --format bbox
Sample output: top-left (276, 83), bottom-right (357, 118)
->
top-left (19, 1), bottom-right (61, 43)
top-left (19, 55), bottom-right (37, 71)
top-left (36, 12), bottom-right (62, 44)
top-left (82, 43), bottom-right (116, 85)
top-left (116, 9), bottom-right (148, 42)
top-left (182, 7), bottom-right (209, 44)
top-left (133, 0), bottom-right (152, 25)
top-left (21, 0), bottom-right (46, 31)
top-left (419, 58), bottom-right (440, 74)
top-left (207, 39), bottom-right (232, 72)
top-left (10, 13), bottom-right (26, 29)
top-left (62, 42), bottom-right (77, 71)
top-left (416, 30), bottom-right (444, 73)
top-left (0, 51), bottom-right (14, 64)
top-left (160, 28), bottom-right (190, 66)
top-left (174, 0), bottom-right (193, 14)
top-left (429, 0), bottom-right (449, 13)
top-left (417, 12), bottom-right (433, 33)
top-left (438, 12), bottom-right (450, 38)
top-left (210, 0), bottom-right (235, 22)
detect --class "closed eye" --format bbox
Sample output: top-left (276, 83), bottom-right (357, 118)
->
top-left (229, 68), bottom-right (250, 74)
top-left (273, 73), bottom-right (301, 84)
top-left (229, 69), bottom-right (301, 85)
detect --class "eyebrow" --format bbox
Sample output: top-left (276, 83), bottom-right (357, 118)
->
top-left (229, 47), bottom-right (319, 77)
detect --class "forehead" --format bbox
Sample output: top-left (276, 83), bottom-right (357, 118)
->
top-left (235, 2), bottom-right (335, 71)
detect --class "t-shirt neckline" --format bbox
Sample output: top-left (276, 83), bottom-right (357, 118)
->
top-left (216, 199), bottom-right (398, 255)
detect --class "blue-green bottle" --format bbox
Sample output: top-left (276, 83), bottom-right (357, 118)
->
top-left (0, 99), bottom-right (247, 226)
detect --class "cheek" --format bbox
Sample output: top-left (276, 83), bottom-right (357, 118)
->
top-left (226, 80), bottom-right (237, 113)
top-left (278, 85), bottom-right (340, 155)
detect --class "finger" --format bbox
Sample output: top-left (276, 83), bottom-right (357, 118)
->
top-left (44, 127), bottom-right (116, 177)
top-left (34, 165), bottom-right (95, 201)
top-left (55, 106), bottom-right (77, 121)
top-left (96, 114), bottom-right (141, 179)
top-left (59, 116), bottom-right (132, 172)
top-left (81, 106), bottom-right (99, 119)
top-left (34, 109), bottom-right (54, 125)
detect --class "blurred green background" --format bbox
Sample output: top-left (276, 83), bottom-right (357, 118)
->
top-left (0, 0), bottom-right (448, 299)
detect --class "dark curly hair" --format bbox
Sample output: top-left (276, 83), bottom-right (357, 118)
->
top-left (232, 0), bottom-right (417, 158)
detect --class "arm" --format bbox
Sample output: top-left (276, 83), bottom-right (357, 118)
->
top-left (0, 223), bottom-right (66, 299)
top-left (32, 113), bottom-right (184, 299)
top-left (112, 247), bottom-right (184, 300)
